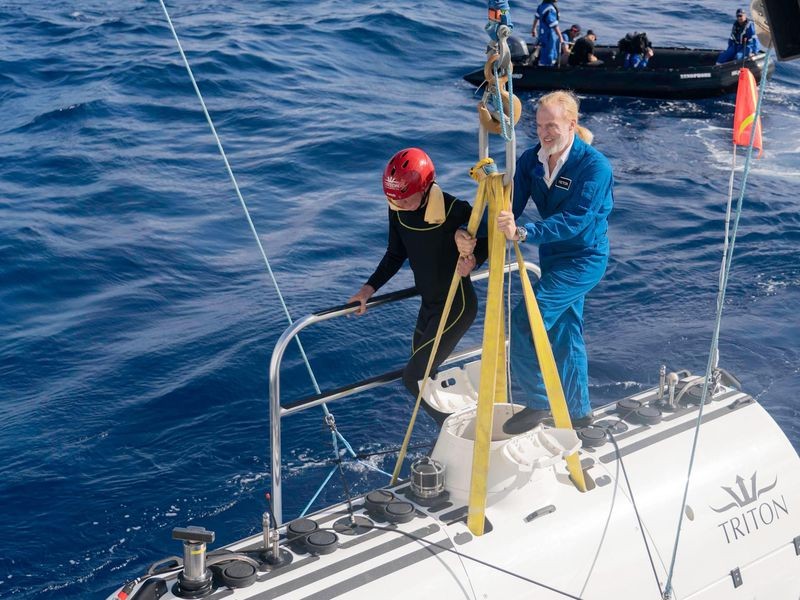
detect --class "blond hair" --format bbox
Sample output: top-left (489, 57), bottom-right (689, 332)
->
top-left (538, 90), bottom-right (594, 145)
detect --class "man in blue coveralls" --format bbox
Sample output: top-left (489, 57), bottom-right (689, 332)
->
top-left (456, 90), bottom-right (614, 434)
top-left (532, 0), bottom-right (564, 67)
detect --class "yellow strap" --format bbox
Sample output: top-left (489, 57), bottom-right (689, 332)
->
top-left (513, 242), bottom-right (587, 492)
top-left (390, 186), bottom-right (488, 485)
top-left (467, 173), bottom-right (509, 535)
top-left (469, 158), bottom-right (496, 181)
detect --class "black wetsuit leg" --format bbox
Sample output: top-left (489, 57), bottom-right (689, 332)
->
top-left (402, 278), bottom-right (478, 424)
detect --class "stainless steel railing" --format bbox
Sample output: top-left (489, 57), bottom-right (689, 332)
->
top-left (269, 261), bottom-right (541, 524)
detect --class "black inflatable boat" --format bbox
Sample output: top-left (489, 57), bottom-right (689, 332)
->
top-left (463, 39), bottom-right (775, 99)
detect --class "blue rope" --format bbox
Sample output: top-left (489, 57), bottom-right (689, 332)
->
top-left (300, 465), bottom-right (338, 517)
top-left (491, 61), bottom-right (513, 141)
top-left (157, 0), bottom-right (384, 484)
top-left (327, 416), bottom-right (389, 478)
top-left (662, 52), bottom-right (771, 599)
top-left (300, 452), bottom-right (392, 517)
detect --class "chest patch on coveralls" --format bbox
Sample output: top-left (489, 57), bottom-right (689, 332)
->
top-left (555, 176), bottom-right (572, 190)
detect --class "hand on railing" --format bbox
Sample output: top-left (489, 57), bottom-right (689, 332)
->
top-left (346, 284), bottom-right (375, 316)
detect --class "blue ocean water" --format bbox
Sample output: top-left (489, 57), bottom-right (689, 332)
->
top-left (0, 0), bottom-right (798, 597)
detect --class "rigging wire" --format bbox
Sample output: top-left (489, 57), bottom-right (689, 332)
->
top-left (155, 0), bottom-right (389, 482)
top-left (662, 50), bottom-right (772, 599)
top-left (719, 144), bottom-right (737, 320)
top-left (317, 524), bottom-right (586, 600)
top-left (573, 409), bottom-right (664, 596)
top-left (607, 430), bottom-right (664, 597)
top-left (328, 416), bottom-right (358, 522)
top-left (578, 432), bottom-right (623, 597)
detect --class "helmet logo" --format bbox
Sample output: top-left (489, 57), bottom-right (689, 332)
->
top-left (384, 176), bottom-right (405, 193)
top-left (382, 147), bottom-right (434, 200)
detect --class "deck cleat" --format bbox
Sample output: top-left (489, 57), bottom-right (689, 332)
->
top-left (172, 526), bottom-right (215, 598)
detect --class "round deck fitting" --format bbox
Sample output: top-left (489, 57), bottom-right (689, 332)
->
top-left (384, 501), bottom-right (415, 524)
top-left (220, 561), bottom-right (257, 589)
top-left (365, 490), bottom-right (395, 517)
top-left (304, 530), bottom-right (338, 555)
top-left (634, 406), bottom-right (662, 425)
top-left (685, 384), bottom-right (713, 404)
top-left (577, 426), bottom-right (607, 448)
top-left (333, 515), bottom-right (374, 536)
top-left (286, 518), bottom-right (318, 544)
top-left (616, 398), bottom-right (642, 415)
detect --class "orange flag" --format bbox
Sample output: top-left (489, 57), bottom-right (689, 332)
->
top-left (733, 67), bottom-right (763, 156)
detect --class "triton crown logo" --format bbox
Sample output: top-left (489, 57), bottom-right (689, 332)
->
top-left (712, 471), bottom-right (788, 544)
top-left (710, 472), bottom-right (778, 513)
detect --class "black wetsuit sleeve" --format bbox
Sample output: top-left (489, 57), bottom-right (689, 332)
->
top-left (366, 212), bottom-right (407, 292)
top-left (473, 236), bottom-right (489, 267)
top-left (451, 196), bottom-right (490, 268)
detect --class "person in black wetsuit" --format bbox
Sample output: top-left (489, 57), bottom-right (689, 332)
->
top-left (348, 148), bottom-right (487, 424)
top-left (568, 30), bottom-right (603, 66)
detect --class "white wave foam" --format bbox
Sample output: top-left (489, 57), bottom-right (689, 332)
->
top-left (695, 122), bottom-right (800, 181)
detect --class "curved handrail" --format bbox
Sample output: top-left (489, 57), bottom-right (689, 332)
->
top-left (269, 261), bottom-right (541, 524)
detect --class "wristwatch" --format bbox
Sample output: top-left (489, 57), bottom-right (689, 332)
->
top-left (516, 225), bottom-right (528, 243)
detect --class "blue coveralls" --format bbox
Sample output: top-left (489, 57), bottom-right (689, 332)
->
top-left (624, 53), bottom-right (650, 69)
top-left (717, 19), bottom-right (760, 64)
top-left (509, 136), bottom-right (614, 419)
top-left (536, 1), bottom-right (560, 67)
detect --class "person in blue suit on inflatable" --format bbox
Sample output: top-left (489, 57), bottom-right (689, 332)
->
top-left (456, 90), bottom-right (614, 433)
top-left (618, 31), bottom-right (654, 68)
top-left (716, 8), bottom-right (761, 64)
top-left (532, 0), bottom-right (564, 67)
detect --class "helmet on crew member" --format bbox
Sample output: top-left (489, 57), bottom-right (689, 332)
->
top-left (382, 148), bottom-right (435, 201)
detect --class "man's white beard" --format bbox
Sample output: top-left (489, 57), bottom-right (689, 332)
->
top-left (543, 135), bottom-right (569, 156)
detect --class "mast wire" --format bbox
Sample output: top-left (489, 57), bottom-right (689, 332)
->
top-left (662, 50), bottom-right (772, 599)
top-left (156, 0), bottom-right (388, 480)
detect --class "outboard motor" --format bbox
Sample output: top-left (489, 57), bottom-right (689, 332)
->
top-left (507, 35), bottom-right (530, 62)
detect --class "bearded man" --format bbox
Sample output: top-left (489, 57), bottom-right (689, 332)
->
top-left (456, 90), bottom-right (614, 434)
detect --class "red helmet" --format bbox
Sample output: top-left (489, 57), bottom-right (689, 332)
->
top-left (382, 148), bottom-right (435, 201)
